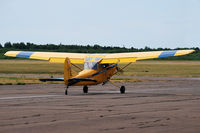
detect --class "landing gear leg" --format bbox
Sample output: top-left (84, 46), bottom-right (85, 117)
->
top-left (65, 86), bottom-right (68, 95)
top-left (109, 80), bottom-right (126, 94)
top-left (83, 85), bottom-right (88, 93)
top-left (120, 86), bottom-right (125, 94)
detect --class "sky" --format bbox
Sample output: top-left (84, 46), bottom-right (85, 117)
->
top-left (0, 0), bottom-right (200, 48)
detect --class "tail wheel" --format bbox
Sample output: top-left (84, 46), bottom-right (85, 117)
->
top-left (120, 86), bottom-right (125, 94)
top-left (83, 86), bottom-right (88, 93)
top-left (65, 88), bottom-right (68, 95)
top-left (65, 85), bottom-right (69, 95)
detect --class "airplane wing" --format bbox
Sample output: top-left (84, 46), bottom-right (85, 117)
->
top-left (101, 50), bottom-right (195, 63)
top-left (5, 49), bottom-right (195, 64)
top-left (4, 51), bottom-right (87, 64)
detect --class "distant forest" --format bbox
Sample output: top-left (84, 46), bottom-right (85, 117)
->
top-left (0, 42), bottom-right (199, 60)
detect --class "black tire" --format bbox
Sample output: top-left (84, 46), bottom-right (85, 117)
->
top-left (120, 86), bottom-right (125, 94)
top-left (83, 86), bottom-right (88, 93)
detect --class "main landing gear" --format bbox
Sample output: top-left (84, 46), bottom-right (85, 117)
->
top-left (108, 80), bottom-right (126, 94)
top-left (65, 84), bottom-right (125, 95)
top-left (120, 86), bottom-right (126, 94)
top-left (83, 85), bottom-right (88, 93)
top-left (65, 85), bottom-right (88, 95)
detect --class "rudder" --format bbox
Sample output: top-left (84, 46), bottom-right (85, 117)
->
top-left (64, 58), bottom-right (72, 85)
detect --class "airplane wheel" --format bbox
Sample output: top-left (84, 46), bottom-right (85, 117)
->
top-left (120, 86), bottom-right (125, 94)
top-left (83, 86), bottom-right (88, 93)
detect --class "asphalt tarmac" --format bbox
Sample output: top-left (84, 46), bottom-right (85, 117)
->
top-left (0, 77), bottom-right (200, 133)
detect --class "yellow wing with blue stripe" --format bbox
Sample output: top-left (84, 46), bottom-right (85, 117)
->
top-left (101, 50), bottom-right (195, 63)
top-left (4, 51), bottom-right (86, 64)
top-left (4, 50), bottom-right (195, 64)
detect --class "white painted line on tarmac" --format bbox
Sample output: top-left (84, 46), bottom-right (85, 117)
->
top-left (0, 95), bottom-right (61, 100)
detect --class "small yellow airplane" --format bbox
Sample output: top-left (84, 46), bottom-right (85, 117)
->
top-left (5, 49), bottom-right (194, 95)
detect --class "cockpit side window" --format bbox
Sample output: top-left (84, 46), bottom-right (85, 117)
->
top-left (84, 62), bottom-right (98, 70)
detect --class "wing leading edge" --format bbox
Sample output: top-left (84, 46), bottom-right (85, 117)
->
top-left (4, 51), bottom-right (86, 64)
top-left (4, 50), bottom-right (195, 64)
top-left (100, 50), bottom-right (195, 63)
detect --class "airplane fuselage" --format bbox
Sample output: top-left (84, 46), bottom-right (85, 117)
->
top-left (68, 63), bottom-right (118, 86)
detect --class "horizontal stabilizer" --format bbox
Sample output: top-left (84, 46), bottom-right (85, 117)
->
top-left (39, 78), bottom-right (64, 82)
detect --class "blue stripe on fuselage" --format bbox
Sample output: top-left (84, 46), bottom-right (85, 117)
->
top-left (158, 51), bottom-right (177, 58)
top-left (16, 51), bottom-right (34, 58)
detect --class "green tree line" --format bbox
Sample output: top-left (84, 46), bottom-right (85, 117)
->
top-left (0, 42), bottom-right (199, 60)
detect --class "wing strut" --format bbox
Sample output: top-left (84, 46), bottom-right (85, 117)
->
top-left (109, 80), bottom-right (120, 88)
top-left (71, 63), bottom-right (83, 71)
top-left (114, 62), bottom-right (132, 75)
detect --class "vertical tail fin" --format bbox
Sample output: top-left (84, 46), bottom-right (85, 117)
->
top-left (64, 58), bottom-right (72, 85)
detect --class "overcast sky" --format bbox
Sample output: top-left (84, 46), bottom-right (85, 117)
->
top-left (0, 0), bottom-right (200, 48)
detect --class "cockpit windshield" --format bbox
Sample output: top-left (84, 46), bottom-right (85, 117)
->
top-left (84, 62), bottom-right (98, 70)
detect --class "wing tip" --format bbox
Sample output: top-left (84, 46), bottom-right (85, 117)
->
top-left (175, 49), bottom-right (195, 56)
top-left (189, 49), bottom-right (195, 53)
top-left (4, 51), bottom-right (21, 57)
